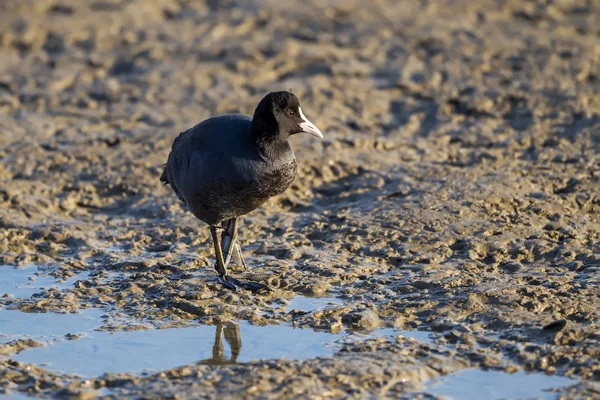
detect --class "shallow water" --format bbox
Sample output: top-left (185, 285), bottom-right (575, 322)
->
top-left (286, 295), bottom-right (344, 312)
top-left (0, 265), bottom-right (89, 299)
top-left (0, 393), bottom-right (36, 400)
top-left (0, 280), bottom-right (579, 399)
top-left (13, 322), bottom-right (341, 377)
top-left (0, 297), bottom-right (581, 400)
top-left (4, 305), bottom-right (430, 378)
top-left (0, 389), bottom-right (110, 399)
top-left (425, 369), bottom-right (576, 400)
top-left (0, 308), bottom-right (105, 344)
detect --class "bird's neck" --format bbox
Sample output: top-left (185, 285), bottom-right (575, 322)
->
top-left (250, 120), bottom-right (291, 161)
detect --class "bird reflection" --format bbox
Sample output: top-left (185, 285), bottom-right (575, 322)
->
top-left (198, 322), bottom-right (241, 365)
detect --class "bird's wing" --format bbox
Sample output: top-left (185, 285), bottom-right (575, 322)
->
top-left (160, 115), bottom-right (255, 202)
top-left (160, 129), bottom-right (195, 201)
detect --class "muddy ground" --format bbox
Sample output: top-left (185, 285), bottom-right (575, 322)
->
top-left (0, 0), bottom-right (599, 398)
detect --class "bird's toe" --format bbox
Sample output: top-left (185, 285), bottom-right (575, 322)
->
top-left (220, 275), bottom-right (267, 293)
top-left (237, 280), bottom-right (268, 293)
top-left (218, 275), bottom-right (239, 292)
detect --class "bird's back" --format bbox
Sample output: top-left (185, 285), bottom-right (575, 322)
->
top-left (168, 115), bottom-right (254, 157)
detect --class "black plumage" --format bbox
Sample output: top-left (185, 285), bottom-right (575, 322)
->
top-left (161, 91), bottom-right (323, 291)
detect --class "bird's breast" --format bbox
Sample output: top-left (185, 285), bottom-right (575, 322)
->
top-left (255, 159), bottom-right (297, 198)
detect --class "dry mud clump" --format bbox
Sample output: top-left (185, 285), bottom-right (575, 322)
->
top-left (0, 0), bottom-right (599, 398)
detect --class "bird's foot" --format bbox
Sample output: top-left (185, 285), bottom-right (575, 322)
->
top-left (218, 275), bottom-right (239, 292)
top-left (218, 275), bottom-right (267, 293)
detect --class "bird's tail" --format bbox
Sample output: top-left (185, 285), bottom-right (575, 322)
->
top-left (159, 164), bottom-right (169, 185)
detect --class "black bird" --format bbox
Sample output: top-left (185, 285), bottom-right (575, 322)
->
top-left (160, 91), bottom-right (323, 291)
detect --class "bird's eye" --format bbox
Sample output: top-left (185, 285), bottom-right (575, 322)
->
top-left (288, 111), bottom-right (294, 117)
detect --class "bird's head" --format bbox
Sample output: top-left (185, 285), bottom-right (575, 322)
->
top-left (252, 91), bottom-right (323, 140)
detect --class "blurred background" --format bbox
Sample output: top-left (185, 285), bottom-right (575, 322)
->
top-left (1, 0), bottom-right (598, 235)
top-left (0, 0), bottom-right (599, 398)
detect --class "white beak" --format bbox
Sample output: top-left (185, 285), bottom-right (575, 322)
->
top-left (298, 107), bottom-right (323, 138)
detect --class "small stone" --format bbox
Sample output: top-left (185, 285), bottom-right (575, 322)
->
top-left (543, 320), bottom-right (567, 331)
top-left (342, 309), bottom-right (382, 330)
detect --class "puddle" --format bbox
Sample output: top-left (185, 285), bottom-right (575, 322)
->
top-left (0, 389), bottom-right (110, 399)
top-left (0, 291), bottom-right (432, 379)
top-left (424, 369), bottom-right (577, 400)
top-left (286, 295), bottom-right (344, 312)
top-left (12, 322), bottom-right (344, 377)
top-left (0, 308), bottom-right (104, 344)
top-left (0, 265), bottom-right (89, 299)
top-left (8, 315), bottom-right (430, 379)
top-left (0, 393), bottom-right (36, 400)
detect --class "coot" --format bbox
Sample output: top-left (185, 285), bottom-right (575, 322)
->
top-left (161, 91), bottom-right (323, 291)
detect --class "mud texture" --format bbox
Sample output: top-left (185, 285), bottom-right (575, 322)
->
top-left (0, 0), bottom-right (599, 398)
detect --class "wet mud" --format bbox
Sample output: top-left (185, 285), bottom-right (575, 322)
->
top-left (0, 0), bottom-right (599, 398)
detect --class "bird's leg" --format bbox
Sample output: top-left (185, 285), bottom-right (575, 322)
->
top-left (221, 218), bottom-right (247, 271)
top-left (211, 225), bottom-right (238, 291)
top-left (223, 218), bottom-right (273, 282)
top-left (223, 322), bottom-right (241, 363)
top-left (221, 219), bottom-right (238, 267)
top-left (231, 242), bottom-right (247, 270)
top-left (210, 225), bottom-right (266, 292)
top-left (197, 324), bottom-right (226, 366)
top-left (212, 323), bottom-right (225, 362)
top-left (215, 219), bottom-right (244, 271)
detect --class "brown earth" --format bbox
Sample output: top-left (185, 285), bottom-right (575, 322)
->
top-left (0, 0), bottom-right (599, 398)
